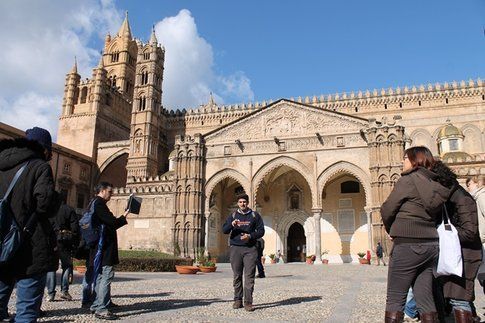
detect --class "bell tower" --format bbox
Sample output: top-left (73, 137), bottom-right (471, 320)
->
top-left (126, 27), bottom-right (165, 179)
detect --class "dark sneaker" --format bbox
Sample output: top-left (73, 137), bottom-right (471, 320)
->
top-left (0, 313), bottom-right (13, 322)
top-left (244, 303), bottom-right (255, 312)
top-left (94, 311), bottom-right (118, 320)
top-left (60, 291), bottom-right (73, 301)
top-left (107, 301), bottom-right (120, 309)
top-left (46, 294), bottom-right (55, 302)
top-left (232, 300), bottom-right (243, 309)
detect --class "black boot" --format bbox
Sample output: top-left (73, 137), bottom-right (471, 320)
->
top-left (384, 311), bottom-right (404, 323)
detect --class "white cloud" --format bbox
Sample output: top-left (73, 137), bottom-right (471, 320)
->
top-left (0, 0), bottom-right (122, 139)
top-left (0, 4), bottom-right (253, 140)
top-left (154, 9), bottom-right (254, 109)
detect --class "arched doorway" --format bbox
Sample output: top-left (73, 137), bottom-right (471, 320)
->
top-left (98, 153), bottom-right (128, 188)
top-left (287, 222), bottom-right (306, 262)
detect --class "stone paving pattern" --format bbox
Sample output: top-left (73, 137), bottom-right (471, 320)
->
top-left (5, 263), bottom-right (485, 322)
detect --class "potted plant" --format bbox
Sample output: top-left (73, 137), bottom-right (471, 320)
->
top-left (269, 253), bottom-right (277, 264)
top-left (321, 249), bottom-right (329, 264)
top-left (199, 260), bottom-right (217, 273)
top-left (73, 258), bottom-right (86, 273)
top-left (306, 255), bottom-right (316, 264)
top-left (357, 252), bottom-right (369, 264)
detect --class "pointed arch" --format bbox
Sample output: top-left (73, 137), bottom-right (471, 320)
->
top-left (252, 156), bottom-right (316, 207)
top-left (204, 169), bottom-right (250, 212)
top-left (317, 161), bottom-right (372, 207)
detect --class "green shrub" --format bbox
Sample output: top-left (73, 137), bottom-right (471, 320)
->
top-left (118, 250), bottom-right (173, 259)
top-left (115, 257), bottom-right (193, 272)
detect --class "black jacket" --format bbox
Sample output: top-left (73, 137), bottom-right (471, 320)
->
top-left (53, 201), bottom-right (80, 250)
top-left (89, 196), bottom-right (127, 266)
top-left (0, 138), bottom-right (57, 276)
top-left (222, 208), bottom-right (265, 247)
top-left (381, 167), bottom-right (450, 239)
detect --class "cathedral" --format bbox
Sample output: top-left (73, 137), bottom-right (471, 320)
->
top-left (55, 14), bottom-right (484, 263)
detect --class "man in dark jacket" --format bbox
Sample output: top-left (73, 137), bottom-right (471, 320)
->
top-left (0, 127), bottom-right (56, 322)
top-left (89, 182), bottom-right (128, 320)
top-left (222, 193), bottom-right (264, 312)
top-left (46, 191), bottom-right (79, 302)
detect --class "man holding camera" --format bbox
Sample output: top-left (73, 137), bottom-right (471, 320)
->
top-left (222, 193), bottom-right (265, 312)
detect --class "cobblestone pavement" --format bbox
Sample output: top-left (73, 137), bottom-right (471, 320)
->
top-left (5, 263), bottom-right (485, 322)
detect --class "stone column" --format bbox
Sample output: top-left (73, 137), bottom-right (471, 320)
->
top-left (364, 207), bottom-right (373, 251)
top-left (313, 210), bottom-right (322, 263)
top-left (204, 213), bottom-right (210, 256)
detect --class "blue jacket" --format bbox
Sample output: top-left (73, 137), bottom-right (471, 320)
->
top-left (222, 208), bottom-right (265, 247)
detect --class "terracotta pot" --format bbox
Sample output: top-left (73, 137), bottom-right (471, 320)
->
top-left (198, 266), bottom-right (217, 273)
top-left (175, 265), bottom-right (199, 274)
top-left (322, 259), bottom-right (329, 264)
top-left (359, 258), bottom-right (370, 265)
top-left (74, 265), bottom-right (87, 274)
top-left (306, 259), bottom-right (314, 264)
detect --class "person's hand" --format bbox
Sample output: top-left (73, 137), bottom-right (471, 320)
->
top-left (232, 219), bottom-right (240, 227)
top-left (240, 233), bottom-right (250, 241)
top-left (123, 209), bottom-right (130, 217)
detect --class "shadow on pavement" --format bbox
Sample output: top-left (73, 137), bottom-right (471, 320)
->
top-left (265, 275), bottom-right (294, 278)
top-left (113, 292), bottom-right (172, 299)
top-left (255, 296), bottom-right (322, 310)
top-left (116, 298), bottom-right (231, 317)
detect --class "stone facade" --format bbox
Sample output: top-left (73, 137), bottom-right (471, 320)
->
top-left (54, 16), bottom-right (484, 262)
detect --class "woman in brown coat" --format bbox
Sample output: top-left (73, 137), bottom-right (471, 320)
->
top-left (432, 161), bottom-right (482, 323)
top-left (381, 146), bottom-right (451, 323)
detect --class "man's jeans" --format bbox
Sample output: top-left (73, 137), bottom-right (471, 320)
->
top-left (404, 288), bottom-right (418, 318)
top-left (230, 245), bottom-right (258, 304)
top-left (90, 266), bottom-right (114, 314)
top-left (0, 273), bottom-right (46, 322)
top-left (46, 268), bottom-right (70, 296)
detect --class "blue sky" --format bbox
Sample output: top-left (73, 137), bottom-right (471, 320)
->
top-left (118, 0), bottom-right (485, 100)
top-left (0, 0), bottom-right (483, 136)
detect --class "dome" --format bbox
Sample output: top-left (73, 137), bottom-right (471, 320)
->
top-left (438, 120), bottom-right (463, 139)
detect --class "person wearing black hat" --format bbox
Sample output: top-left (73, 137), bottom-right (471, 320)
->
top-left (0, 127), bottom-right (57, 322)
top-left (222, 193), bottom-right (265, 312)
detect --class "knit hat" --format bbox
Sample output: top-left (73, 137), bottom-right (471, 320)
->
top-left (25, 127), bottom-right (52, 152)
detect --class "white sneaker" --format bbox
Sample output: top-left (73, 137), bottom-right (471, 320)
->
top-left (403, 313), bottom-right (419, 322)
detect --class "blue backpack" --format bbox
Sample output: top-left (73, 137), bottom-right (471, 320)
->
top-left (79, 199), bottom-right (101, 247)
top-left (0, 162), bottom-right (28, 265)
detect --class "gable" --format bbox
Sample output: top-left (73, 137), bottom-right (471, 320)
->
top-left (205, 99), bottom-right (368, 143)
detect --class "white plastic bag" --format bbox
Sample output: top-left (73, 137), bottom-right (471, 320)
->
top-left (436, 206), bottom-right (463, 277)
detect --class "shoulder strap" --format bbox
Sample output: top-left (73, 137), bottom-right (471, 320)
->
top-left (2, 162), bottom-right (29, 200)
top-left (231, 211), bottom-right (237, 219)
top-left (442, 204), bottom-right (450, 225)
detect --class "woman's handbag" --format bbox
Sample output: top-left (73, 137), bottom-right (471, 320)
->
top-left (436, 205), bottom-right (463, 277)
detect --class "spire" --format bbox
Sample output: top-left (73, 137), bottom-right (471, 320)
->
top-left (70, 56), bottom-right (78, 74)
top-left (209, 92), bottom-right (216, 105)
top-left (149, 25), bottom-right (158, 45)
top-left (97, 55), bottom-right (104, 69)
top-left (117, 11), bottom-right (132, 39)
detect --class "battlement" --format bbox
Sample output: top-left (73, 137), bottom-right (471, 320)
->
top-left (163, 78), bottom-right (484, 119)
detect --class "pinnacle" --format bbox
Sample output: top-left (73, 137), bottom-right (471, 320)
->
top-left (150, 25), bottom-right (158, 45)
top-left (97, 55), bottom-right (104, 68)
top-left (117, 10), bottom-right (132, 39)
top-left (70, 56), bottom-right (78, 74)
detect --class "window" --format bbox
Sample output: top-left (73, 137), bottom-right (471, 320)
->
top-left (341, 181), bottom-right (360, 194)
top-left (77, 193), bottom-right (85, 209)
top-left (339, 198), bottom-right (352, 208)
top-left (143, 51), bottom-right (150, 60)
top-left (63, 162), bottom-right (71, 174)
top-left (336, 136), bottom-right (345, 147)
top-left (111, 52), bottom-right (119, 62)
top-left (80, 87), bottom-right (88, 104)
top-left (449, 139), bottom-right (459, 151)
top-left (234, 185), bottom-right (245, 195)
top-left (141, 71), bottom-right (148, 85)
top-left (138, 97), bottom-right (146, 111)
top-left (337, 209), bottom-right (355, 233)
top-left (80, 167), bottom-right (87, 180)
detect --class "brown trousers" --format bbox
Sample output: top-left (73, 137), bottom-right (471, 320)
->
top-left (386, 242), bottom-right (439, 314)
top-left (230, 245), bottom-right (258, 304)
